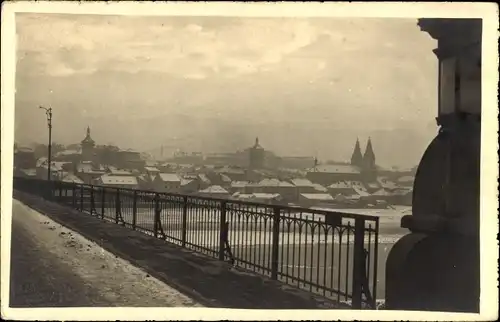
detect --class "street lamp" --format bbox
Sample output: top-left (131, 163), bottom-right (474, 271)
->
top-left (39, 106), bottom-right (52, 181)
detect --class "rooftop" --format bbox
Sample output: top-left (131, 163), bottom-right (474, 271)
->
top-left (100, 175), bottom-right (138, 185)
top-left (308, 164), bottom-right (361, 174)
top-left (158, 173), bottom-right (181, 182)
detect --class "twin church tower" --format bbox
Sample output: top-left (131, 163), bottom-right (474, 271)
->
top-left (350, 137), bottom-right (377, 174)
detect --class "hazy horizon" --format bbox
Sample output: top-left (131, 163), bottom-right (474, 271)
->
top-left (15, 14), bottom-right (438, 168)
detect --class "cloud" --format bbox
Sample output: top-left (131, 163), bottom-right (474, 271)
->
top-left (14, 14), bottom-right (438, 168)
top-left (16, 14), bottom-right (327, 78)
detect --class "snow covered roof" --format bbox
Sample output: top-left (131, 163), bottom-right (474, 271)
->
top-left (256, 178), bottom-right (295, 187)
top-left (300, 193), bottom-right (334, 201)
top-left (199, 185), bottom-right (229, 194)
top-left (180, 178), bottom-right (193, 186)
top-left (100, 175), bottom-right (138, 185)
top-left (328, 181), bottom-right (354, 189)
top-left (252, 193), bottom-right (282, 200)
top-left (309, 164), bottom-right (361, 174)
top-left (158, 173), bottom-right (181, 182)
top-left (290, 178), bottom-right (315, 187)
top-left (231, 181), bottom-right (250, 188)
top-left (398, 176), bottom-right (415, 183)
top-left (61, 174), bottom-right (84, 184)
top-left (312, 183), bottom-right (328, 192)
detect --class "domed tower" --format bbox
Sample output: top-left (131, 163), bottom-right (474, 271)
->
top-left (81, 126), bottom-right (96, 161)
top-left (249, 137), bottom-right (265, 169)
top-left (350, 138), bottom-right (363, 168)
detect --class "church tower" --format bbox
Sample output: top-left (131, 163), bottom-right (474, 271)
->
top-left (81, 126), bottom-right (96, 161)
top-left (362, 137), bottom-right (377, 180)
top-left (249, 137), bottom-right (265, 169)
top-left (350, 138), bottom-right (363, 168)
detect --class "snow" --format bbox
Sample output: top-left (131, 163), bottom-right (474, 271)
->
top-left (11, 200), bottom-right (202, 307)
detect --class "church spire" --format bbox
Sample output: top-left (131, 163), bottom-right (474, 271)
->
top-left (350, 137), bottom-right (363, 167)
top-left (363, 137), bottom-right (376, 169)
top-left (86, 126), bottom-right (91, 137)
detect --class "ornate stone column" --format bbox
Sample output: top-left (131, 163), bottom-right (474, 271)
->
top-left (384, 19), bottom-right (482, 312)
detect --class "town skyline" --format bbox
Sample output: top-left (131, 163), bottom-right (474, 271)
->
top-left (15, 14), bottom-right (438, 168)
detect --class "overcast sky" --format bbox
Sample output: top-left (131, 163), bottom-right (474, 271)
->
top-left (15, 13), bottom-right (438, 168)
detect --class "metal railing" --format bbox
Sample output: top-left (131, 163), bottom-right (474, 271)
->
top-left (13, 177), bottom-right (379, 309)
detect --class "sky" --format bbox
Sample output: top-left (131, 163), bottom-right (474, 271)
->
top-left (15, 13), bottom-right (439, 168)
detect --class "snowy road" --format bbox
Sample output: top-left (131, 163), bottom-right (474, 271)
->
top-left (8, 200), bottom-right (202, 307)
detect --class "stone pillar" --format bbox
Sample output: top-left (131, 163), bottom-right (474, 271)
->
top-left (385, 19), bottom-right (482, 312)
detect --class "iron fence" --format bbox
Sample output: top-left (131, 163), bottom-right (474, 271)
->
top-left (13, 177), bottom-right (379, 309)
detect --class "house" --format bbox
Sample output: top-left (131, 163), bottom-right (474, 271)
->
top-left (96, 175), bottom-right (139, 189)
top-left (144, 166), bottom-right (160, 176)
top-left (252, 193), bottom-right (283, 204)
top-left (198, 185), bottom-right (231, 199)
top-left (327, 181), bottom-right (358, 196)
top-left (312, 183), bottom-right (328, 193)
top-left (214, 166), bottom-right (247, 181)
top-left (153, 173), bottom-right (182, 193)
top-left (229, 181), bottom-right (250, 194)
top-left (105, 166), bottom-right (134, 176)
top-left (249, 178), bottom-right (297, 202)
top-left (75, 161), bottom-right (107, 184)
top-left (179, 178), bottom-right (200, 194)
top-left (306, 164), bottom-right (362, 186)
top-left (298, 193), bottom-right (335, 207)
top-left (36, 160), bottom-right (69, 181)
top-left (61, 173), bottom-right (84, 184)
top-left (396, 175), bottom-right (415, 188)
top-left (14, 147), bottom-right (36, 169)
top-left (290, 178), bottom-right (318, 194)
top-left (377, 177), bottom-right (400, 192)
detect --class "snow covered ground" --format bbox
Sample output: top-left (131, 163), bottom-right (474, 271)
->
top-left (9, 200), bottom-right (203, 307)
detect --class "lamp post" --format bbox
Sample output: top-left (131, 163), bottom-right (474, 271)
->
top-left (39, 106), bottom-right (52, 181)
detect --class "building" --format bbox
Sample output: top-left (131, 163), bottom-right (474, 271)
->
top-left (298, 193), bottom-right (335, 207)
top-left (249, 137), bottom-right (265, 169)
top-left (361, 137), bottom-right (377, 181)
top-left (14, 146), bottom-right (36, 169)
top-left (96, 175), bottom-right (139, 189)
top-left (75, 161), bottom-right (106, 184)
top-left (306, 164), bottom-right (362, 186)
top-left (152, 173), bottom-right (181, 193)
top-left (81, 126), bottom-right (96, 161)
top-left (198, 185), bottom-right (231, 199)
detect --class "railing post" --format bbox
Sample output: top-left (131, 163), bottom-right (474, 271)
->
top-left (132, 191), bottom-right (137, 230)
top-left (181, 196), bottom-right (188, 247)
top-left (154, 193), bottom-right (160, 238)
top-left (79, 185), bottom-right (84, 211)
top-left (218, 201), bottom-right (227, 261)
top-left (101, 187), bottom-right (105, 220)
top-left (72, 184), bottom-right (76, 209)
top-left (90, 185), bottom-right (95, 215)
top-left (115, 189), bottom-right (121, 224)
top-left (58, 181), bottom-right (63, 203)
top-left (352, 218), bottom-right (366, 309)
top-left (271, 206), bottom-right (281, 280)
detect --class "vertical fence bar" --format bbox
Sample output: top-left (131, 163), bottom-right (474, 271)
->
top-left (72, 184), bottom-right (76, 209)
top-left (352, 218), bottom-right (366, 309)
top-left (79, 185), bottom-right (84, 211)
top-left (218, 201), bottom-right (227, 261)
top-left (58, 181), bottom-right (63, 203)
top-left (101, 187), bottom-right (105, 220)
top-left (115, 189), bottom-right (121, 224)
top-left (271, 206), bottom-right (281, 280)
top-left (154, 193), bottom-right (160, 238)
top-left (132, 190), bottom-right (137, 230)
top-left (372, 218), bottom-right (379, 308)
top-left (182, 196), bottom-right (188, 247)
